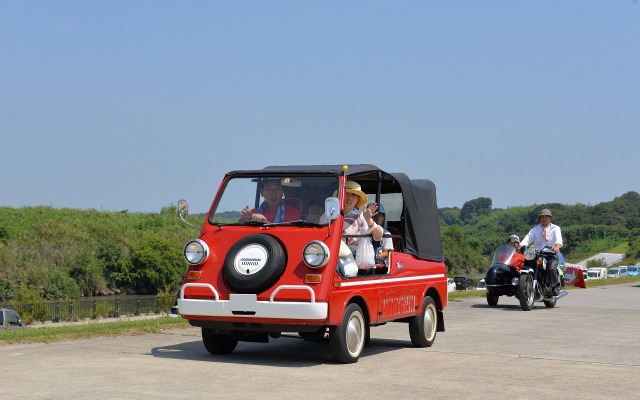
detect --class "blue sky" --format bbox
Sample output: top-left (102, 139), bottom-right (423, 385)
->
top-left (2, 1), bottom-right (638, 214)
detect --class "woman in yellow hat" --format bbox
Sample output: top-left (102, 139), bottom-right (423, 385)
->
top-left (336, 180), bottom-right (383, 269)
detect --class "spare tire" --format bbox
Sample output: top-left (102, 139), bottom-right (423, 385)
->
top-left (223, 234), bottom-right (287, 294)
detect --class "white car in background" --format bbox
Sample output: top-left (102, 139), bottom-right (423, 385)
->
top-left (447, 278), bottom-right (456, 293)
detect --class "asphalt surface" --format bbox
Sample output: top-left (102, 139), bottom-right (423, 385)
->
top-left (2, 282), bottom-right (639, 400)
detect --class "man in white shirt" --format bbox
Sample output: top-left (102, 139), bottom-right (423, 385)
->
top-left (520, 208), bottom-right (563, 295)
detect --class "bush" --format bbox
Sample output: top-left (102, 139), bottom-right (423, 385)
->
top-left (128, 236), bottom-right (185, 295)
top-left (0, 279), bottom-right (15, 301)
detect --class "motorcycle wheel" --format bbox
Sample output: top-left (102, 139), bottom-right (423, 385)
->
top-left (486, 290), bottom-right (499, 306)
top-left (518, 274), bottom-right (534, 311)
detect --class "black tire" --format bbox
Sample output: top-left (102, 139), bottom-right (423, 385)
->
top-left (518, 273), bottom-right (534, 311)
top-left (409, 296), bottom-right (438, 347)
top-left (544, 296), bottom-right (557, 308)
top-left (202, 328), bottom-right (238, 354)
top-left (329, 303), bottom-right (366, 363)
top-left (486, 290), bottom-right (499, 307)
top-left (223, 234), bottom-right (286, 294)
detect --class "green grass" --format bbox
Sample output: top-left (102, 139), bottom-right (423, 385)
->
top-left (583, 274), bottom-right (640, 288)
top-left (0, 316), bottom-right (190, 345)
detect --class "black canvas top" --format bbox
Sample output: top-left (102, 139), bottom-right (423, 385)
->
top-left (225, 164), bottom-right (443, 262)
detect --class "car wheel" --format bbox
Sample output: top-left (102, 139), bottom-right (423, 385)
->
top-left (201, 328), bottom-right (238, 354)
top-left (222, 234), bottom-right (287, 294)
top-left (409, 296), bottom-right (437, 347)
top-left (329, 303), bottom-right (366, 363)
top-left (486, 290), bottom-right (499, 306)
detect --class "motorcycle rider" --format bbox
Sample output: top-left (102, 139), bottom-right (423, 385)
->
top-left (520, 208), bottom-right (563, 296)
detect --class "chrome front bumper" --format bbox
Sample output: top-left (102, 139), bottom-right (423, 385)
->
top-left (178, 283), bottom-right (328, 320)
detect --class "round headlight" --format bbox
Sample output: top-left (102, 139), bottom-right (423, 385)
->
top-left (523, 248), bottom-right (536, 261)
top-left (184, 239), bottom-right (209, 265)
top-left (511, 277), bottom-right (520, 286)
top-left (303, 241), bottom-right (330, 268)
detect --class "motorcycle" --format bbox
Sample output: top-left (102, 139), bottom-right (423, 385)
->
top-left (485, 244), bottom-right (567, 311)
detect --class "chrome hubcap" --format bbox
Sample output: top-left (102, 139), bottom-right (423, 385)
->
top-left (346, 312), bottom-right (364, 355)
top-left (424, 306), bottom-right (436, 340)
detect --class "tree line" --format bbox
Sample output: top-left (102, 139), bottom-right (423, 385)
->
top-left (440, 191), bottom-right (640, 277)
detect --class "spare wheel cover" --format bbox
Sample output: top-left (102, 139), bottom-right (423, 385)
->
top-left (223, 234), bottom-right (287, 294)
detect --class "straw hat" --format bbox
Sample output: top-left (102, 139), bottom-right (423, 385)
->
top-left (334, 180), bottom-right (368, 208)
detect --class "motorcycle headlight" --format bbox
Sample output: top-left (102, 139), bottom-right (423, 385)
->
top-left (303, 241), bottom-right (330, 268)
top-left (524, 248), bottom-right (536, 261)
top-left (184, 239), bottom-right (209, 265)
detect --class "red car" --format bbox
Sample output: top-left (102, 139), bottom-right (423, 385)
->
top-left (177, 164), bottom-right (448, 363)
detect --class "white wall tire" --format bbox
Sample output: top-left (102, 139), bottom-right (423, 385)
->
top-left (329, 303), bottom-right (366, 363)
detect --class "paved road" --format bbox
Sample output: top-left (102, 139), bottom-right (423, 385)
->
top-left (2, 283), bottom-right (639, 400)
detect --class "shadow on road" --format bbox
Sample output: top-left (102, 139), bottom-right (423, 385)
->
top-left (470, 302), bottom-right (555, 311)
top-left (150, 334), bottom-right (406, 366)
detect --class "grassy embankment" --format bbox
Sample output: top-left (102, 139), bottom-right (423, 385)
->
top-left (0, 316), bottom-right (190, 345)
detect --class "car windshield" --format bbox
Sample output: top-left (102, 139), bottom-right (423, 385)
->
top-left (629, 267), bottom-right (638, 272)
top-left (209, 175), bottom-right (339, 226)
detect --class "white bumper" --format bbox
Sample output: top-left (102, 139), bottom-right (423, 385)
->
top-left (178, 283), bottom-right (328, 320)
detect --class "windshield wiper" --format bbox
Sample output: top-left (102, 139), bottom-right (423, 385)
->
top-left (212, 221), bottom-right (266, 227)
top-left (263, 220), bottom-right (324, 227)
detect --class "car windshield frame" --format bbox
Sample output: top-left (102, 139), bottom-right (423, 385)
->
top-left (208, 174), bottom-right (340, 226)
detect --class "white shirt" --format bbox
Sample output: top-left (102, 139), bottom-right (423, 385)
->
top-left (320, 207), bottom-right (375, 253)
top-left (375, 229), bottom-right (394, 267)
top-left (520, 222), bottom-right (563, 250)
top-left (378, 229), bottom-right (394, 251)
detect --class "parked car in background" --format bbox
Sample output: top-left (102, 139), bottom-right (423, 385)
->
top-left (607, 266), bottom-right (628, 279)
top-left (0, 308), bottom-right (23, 329)
top-left (627, 265), bottom-right (639, 277)
top-left (587, 267), bottom-right (607, 280)
top-left (476, 279), bottom-right (486, 290)
top-left (447, 278), bottom-right (456, 293)
top-left (454, 276), bottom-right (475, 290)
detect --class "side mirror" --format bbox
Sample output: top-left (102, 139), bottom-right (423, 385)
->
top-left (176, 199), bottom-right (200, 231)
top-left (177, 199), bottom-right (189, 221)
top-left (325, 197), bottom-right (340, 220)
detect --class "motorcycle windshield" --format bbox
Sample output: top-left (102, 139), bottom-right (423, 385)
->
top-left (491, 244), bottom-right (517, 266)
